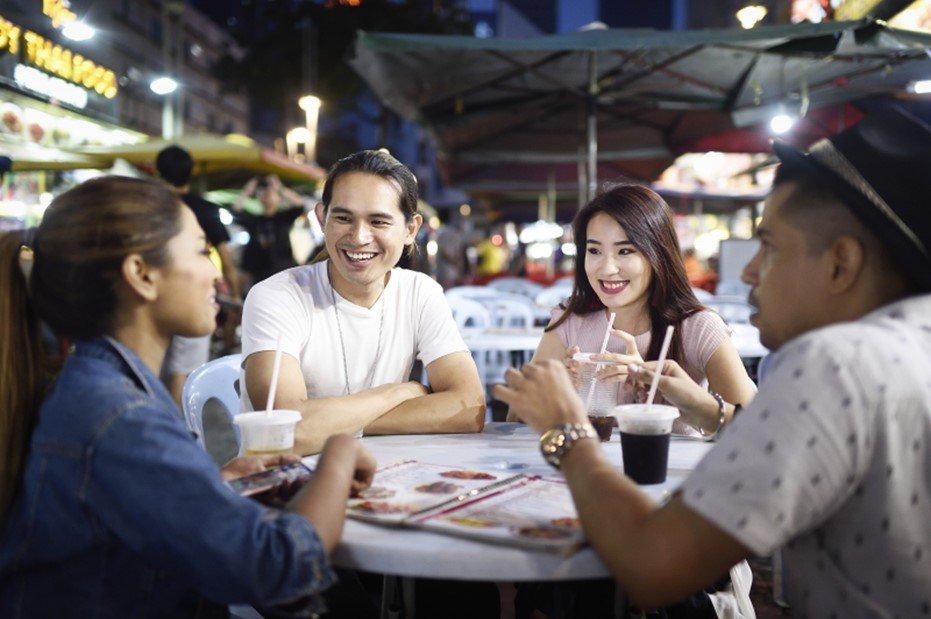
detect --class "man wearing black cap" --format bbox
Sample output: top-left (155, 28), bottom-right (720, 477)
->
top-left (496, 108), bottom-right (931, 617)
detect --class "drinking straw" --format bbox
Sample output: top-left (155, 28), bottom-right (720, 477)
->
top-left (645, 325), bottom-right (674, 410)
top-left (265, 335), bottom-right (284, 416)
top-left (584, 312), bottom-right (616, 409)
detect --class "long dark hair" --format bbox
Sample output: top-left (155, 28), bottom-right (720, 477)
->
top-left (0, 176), bottom-right (182, 520)
top-left (549, 183), bottom-right (704, 363)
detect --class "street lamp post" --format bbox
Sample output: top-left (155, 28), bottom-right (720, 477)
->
top-left (298, 95), bottom-right (321, 164)
top-left (286, 127), bottom-right (312, 162)
top-left (157, 1), bottom-right (185, 139)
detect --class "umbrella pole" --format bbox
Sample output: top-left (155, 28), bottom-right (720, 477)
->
top-left (586, 51), bottom-right (598, 205)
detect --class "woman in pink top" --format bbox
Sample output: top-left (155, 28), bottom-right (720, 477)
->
top-left (509, 184), bottom-right (756, 436)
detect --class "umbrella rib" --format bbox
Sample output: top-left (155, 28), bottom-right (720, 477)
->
top-left (601, 45), bottom-right (727, 97)
top-left (723, 54), bottom-right (760, 111)
top-left (447, 98), bottom-right (580, 152)
top-left (422, 49), bottom-right (575, 116)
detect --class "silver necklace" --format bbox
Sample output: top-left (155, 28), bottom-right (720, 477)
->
top-left (329, 276), bottom-right (386, 395)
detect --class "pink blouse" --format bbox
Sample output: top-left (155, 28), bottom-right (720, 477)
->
top-left (551, 308), bottom-right (731, 434)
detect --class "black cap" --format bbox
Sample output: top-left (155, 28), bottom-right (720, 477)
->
top-left (773, 107), bottom-right (931, 292)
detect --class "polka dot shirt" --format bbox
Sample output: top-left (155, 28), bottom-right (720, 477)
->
top-left (682, 294), bottom-right (931, 618)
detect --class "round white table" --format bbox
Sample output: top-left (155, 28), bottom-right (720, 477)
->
top-left (317, 422), bottom-right (712, 582)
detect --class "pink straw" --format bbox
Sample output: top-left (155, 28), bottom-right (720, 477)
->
top-left (645, 325), bottom-right (674, 410)
top-left (265, 335), bottom-right (283, 416)
top-left (584, 312), bottom-right (616, 409)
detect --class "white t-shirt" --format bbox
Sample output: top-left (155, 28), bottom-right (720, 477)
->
top-left (240, 261), bottom-right (467, 410)
top-left (681, 294), bottom-right (931, 618)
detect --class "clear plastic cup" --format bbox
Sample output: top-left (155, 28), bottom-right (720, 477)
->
top-left (233, 410), bottom-right (302, 456)
top-left (612, 404), bottom-right (679, 484)
top-left (573, 353), bottom-right (619, 441)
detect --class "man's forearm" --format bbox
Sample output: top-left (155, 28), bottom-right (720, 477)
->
top-left (290, 382), bottom-right (427, 454)
top-left (364, 386), bottom-right (486, 435)
top-left (559, 440), bottom-right (746, 607)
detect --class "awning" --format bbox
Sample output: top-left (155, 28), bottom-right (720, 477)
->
top-left (79, 133), bottom-right (326, 183)
top-left (1, 138), bottom-right (108, 171)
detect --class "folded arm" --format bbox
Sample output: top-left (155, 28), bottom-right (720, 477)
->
top-left (244, 351), bottom-right (429, 454)
top-left (364, 350), bottom-right (486, 435)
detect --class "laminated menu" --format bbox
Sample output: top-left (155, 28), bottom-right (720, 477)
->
top-left (227, 461), bottom-right (314, 507)
top-left (346, 460), bottom-right (585, 554)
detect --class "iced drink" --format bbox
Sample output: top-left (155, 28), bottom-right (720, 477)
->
top-left (233, 410), bottom-right (302, 456)
top-left (613, 404), bottom-right (679, 484)
top-left (587, 415), bottom-right (616, 442)
top-left (573, 353), bottom-right (618, 442)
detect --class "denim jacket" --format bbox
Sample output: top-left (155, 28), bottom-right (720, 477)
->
top-left (0, 337), bottom-right (334, 618)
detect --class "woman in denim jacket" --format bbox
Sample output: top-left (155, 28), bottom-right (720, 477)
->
top-left (0, 176), bottom-right (376, 617)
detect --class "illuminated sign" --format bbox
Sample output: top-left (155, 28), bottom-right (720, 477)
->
top-left (14, 63), bottom-right (88, 108)
top-left (0, 12), bottom-right (117, 101)
top-left (43, 0), bottom-right (77, 29)
top-left (835, 0), bottom-right (883, 20)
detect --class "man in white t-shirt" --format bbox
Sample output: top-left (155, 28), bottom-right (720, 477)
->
top-left (241, 150), bottom-right (485, 454)
top-left (495, 108), bottom-right (931, 617)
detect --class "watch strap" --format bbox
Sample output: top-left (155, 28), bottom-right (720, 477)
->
top-left (539, 422), bottom-right (598, 469)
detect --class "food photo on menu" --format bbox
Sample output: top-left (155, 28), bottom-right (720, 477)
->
top-left (345, 460), bottom-right (586, 553)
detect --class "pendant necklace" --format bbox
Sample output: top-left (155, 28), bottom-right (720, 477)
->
top-left (330, 276), bottom-right (386, 395)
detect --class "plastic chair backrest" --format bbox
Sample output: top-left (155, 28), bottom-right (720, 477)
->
top-left (481, 293), bottom-right (536, 328)
top-left (705, 298), bottom-right (754, 325)
top-left (449, 297), bottom-right (493, 330)
top-left (534, 286), bottom-right (571, 311)
top-left (444, 285), bottom-right (502, 302)
top-left (716, 279), bottom-right (751, 297)
top-left (486, 277), bottom-right (544, 299)
top-left (182, 354), bottom-right (243, 453)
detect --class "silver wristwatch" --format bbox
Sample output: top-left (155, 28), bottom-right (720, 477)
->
top-left (539, 422), bottom-right (598, 469)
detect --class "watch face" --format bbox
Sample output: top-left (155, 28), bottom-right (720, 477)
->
top-left (540, 427), bottom-right (569, 468)
top-left (540, 423), bottom-right (597, 469)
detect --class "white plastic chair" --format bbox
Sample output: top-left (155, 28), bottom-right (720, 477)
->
top-left (481, 294), bottom-right (536, 329)
top-left (715, 279), bottom-right (751, 297)
top-left (706, 298), bottom-right (755, 325)
top-left (534, 286), bottom-right (572, 311)
top-left (444, 285), bottom-right (502, 302)
top-left (449, 297), bottom-right (493, 330)
top-left (486, 277), bottom-right (544, 299)
top-left (182, 354), bottom-right (242, 463)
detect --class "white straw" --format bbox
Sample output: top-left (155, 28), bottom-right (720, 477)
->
top-left (645, 325), bottom-right (674, 410)
top-left (584, 312), bottom-right (616, 409)
top-left (265, 335), bottom-right (284, 416)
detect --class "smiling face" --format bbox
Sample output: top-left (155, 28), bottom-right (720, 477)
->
top-left (151, 207), bottom-right (221, 338)
top-left (584, 212), bottom-right (653, 316)
top-left (742, 182), bottom-right (833, 350)
top-left (316, 171), bottom-right (422, 306)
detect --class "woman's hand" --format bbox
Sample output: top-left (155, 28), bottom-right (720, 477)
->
top-left (316, 434), bottom-right (377, 497)
top-left (289, 435), bottom-right (377, 553)
top-left (563, 345), bottom-right (582, 388)
top-left (626, 360), bottom-right (707, 413)
top-left (220, 453), bottom-right (301, 481)
top-left (591, 328), bottom-right (644, 383)
top-left (493, 360), bottom-right (587, 434)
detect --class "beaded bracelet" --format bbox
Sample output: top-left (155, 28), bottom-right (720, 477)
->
top-left (699, 391), bottom-right (727, 441)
